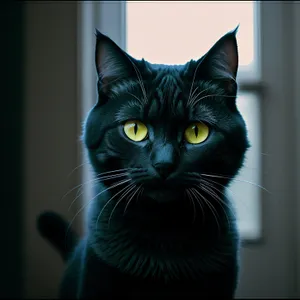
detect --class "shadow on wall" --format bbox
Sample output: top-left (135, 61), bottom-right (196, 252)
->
top-left (21, 2), bottom-right (83, 298)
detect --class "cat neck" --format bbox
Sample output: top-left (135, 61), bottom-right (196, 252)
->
top-left (86, 191), bottom-right (239, 281)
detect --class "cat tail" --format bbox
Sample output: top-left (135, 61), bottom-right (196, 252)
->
top-left (37, 211), bottom-right (79, 262)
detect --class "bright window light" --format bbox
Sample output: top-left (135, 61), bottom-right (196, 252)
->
top-left (126, 1), bottom-right (261, 239)
top-left (234, 91), bottom-right (261, 240)
top-left (126, 1), bottom-right (255, 73)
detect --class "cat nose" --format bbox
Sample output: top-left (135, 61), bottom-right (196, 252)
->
top-left (153, 163), bottom-right (175, 180)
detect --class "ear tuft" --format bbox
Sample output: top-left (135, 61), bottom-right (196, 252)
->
top-left (95, 29), bottom-right (134, 94)
top-left (205, 27), bottom-right (239, 80)
top-left (231, 24), bottom-right (240, 36)
top-left (189, 27), bottom-right (239, 94)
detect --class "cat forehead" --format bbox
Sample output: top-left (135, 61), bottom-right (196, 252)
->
top-left (115, 92), bottom-right (218, 125)
top-left (113, 72), bottom-right (184, 121)
top-left (113, 69), bottom-right (219, 123)
top-left (110, 67), bottom-right (182, 96)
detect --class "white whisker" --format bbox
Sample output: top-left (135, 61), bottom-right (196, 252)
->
top-left (188, 188), bottom-right (205, 223)
top-left (200, 177), bottom-right (235, 198)
top-left (123, 185), bottom-right (142, 215)
top-left (188, 85), bottom-right (212, 106)
top-left (95, 181), bottom-right (134, 231)
top-left (201, 173), bottom-right (270, 194)
top-left (67, 161), bottom-right (89, 178)
top-left (126, 92), bottom-right (144, 105)
top-left (135, 186), bottom-right (144, 204)
top-left (191, 188), bottom-right (221, 235)
top-left (187, 60), bottom-right (204, 106)
top-left (67, 172), bottom-right (130, 211)
top-left (65, 178), bottom-right (131, 246)
top-left (108, 184), bottom-right (137, 227)
top-left (191, 94), bottom-right (237, 108)
top-left (126, 56), bottom-right (148, 104)
top-left (186, 189), bottom-right (196, 223)
top-left (198, 183), bottom-right (232, 230)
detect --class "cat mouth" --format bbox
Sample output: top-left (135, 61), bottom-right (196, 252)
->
top-left (143, 184), bottom-right (184, 203)
top-left (131, 173), bottom-right (187, 202)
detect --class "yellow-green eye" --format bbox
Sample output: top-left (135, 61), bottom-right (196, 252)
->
top-left (184, 122), bottom-right (209, 144)
top-left (123, 120), bottom-right (148, 142)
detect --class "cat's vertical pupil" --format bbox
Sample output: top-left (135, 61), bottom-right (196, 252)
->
top-left (134, 123), bottom-right (138, 135)
top-left (194, 125), bottom-right (199, 138)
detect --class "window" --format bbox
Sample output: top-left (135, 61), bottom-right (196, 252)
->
top-left (126, 1), bottom-right (262, 240)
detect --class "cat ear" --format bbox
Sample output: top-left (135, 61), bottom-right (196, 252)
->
top-left (95, 30), bottom-right (134, 93)
top-left (192, 26), bottom-right (239, 93)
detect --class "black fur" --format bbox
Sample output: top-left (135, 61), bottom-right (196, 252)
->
top-left (38, 27), bottom-right (249, 299)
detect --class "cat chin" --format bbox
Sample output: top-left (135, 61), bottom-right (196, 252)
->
top-left (144, 188), bottom-right (183, 203)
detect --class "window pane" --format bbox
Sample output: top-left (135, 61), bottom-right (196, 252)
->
top-left (233, 92), bottom-right (262, 240)
top-left (126, 1), bottom-right (256, 75)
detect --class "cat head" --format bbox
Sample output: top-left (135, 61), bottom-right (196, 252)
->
top-left (84, 28), bottom-right (249, 204)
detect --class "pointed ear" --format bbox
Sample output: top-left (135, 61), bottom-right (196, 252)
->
top-left (193, 26), bottom-right (239, 93)
top-left (95, 30), bottom-right (135, 93)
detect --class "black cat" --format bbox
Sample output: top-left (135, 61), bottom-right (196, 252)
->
top-left (38, 27), bottom-right (249, 299)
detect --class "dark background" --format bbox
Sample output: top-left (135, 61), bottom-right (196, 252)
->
top-left (2, 1), bottom-right (24, 297)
